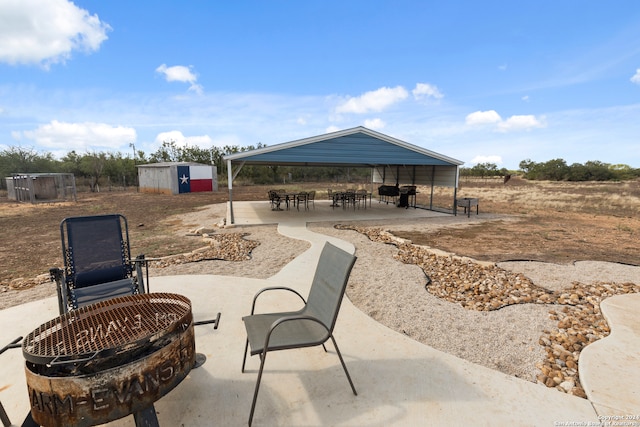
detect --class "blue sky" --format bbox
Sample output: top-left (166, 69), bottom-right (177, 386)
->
top-left (1, 0), bottom-right (640, 169)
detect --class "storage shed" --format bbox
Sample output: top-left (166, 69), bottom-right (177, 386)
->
top-left (137, 162), bottom-right (218, 195)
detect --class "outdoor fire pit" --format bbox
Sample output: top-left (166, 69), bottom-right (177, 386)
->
top-left (22, 293), bottom-right (195, 427)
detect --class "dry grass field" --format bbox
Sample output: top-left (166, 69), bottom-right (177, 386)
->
top-left (401, 176), bottom-right (640, 265)
top-left (1, 177), bottom-right (639, 292)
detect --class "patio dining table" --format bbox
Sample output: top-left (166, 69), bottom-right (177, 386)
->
top-left (277, 191), bottom-right (306, 210)
top-left (330, 191), bottom-right (371, 209)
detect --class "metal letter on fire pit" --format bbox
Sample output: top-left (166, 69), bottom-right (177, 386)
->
top-left (22, 293), bottom-right (195, 427)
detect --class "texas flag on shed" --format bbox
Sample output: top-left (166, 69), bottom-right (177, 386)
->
top-left (177, 165), bottom-right (214, 193)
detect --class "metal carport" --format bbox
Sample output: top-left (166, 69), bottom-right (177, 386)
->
top-left (222, 126), bottom-right (464, 224)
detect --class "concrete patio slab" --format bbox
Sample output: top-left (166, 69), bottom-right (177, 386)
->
top-left (226, 199), bottom-right (453, 227)
top-left (0, 273), bottom-right (598, 426)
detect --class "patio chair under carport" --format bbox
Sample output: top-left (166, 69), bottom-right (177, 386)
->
top-left (241, 241), bottom-right (358, 426)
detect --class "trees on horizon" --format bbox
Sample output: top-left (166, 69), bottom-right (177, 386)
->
top-left (1, 145), bottom-right (638, 191)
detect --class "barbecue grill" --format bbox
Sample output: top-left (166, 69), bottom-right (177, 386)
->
top-left (22, 293), bottom-right (195, 427)
top-left (378, 185), bottom-right (399, 204)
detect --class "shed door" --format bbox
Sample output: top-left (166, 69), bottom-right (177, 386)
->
top-left (177, 166), bottom-right (191, 193)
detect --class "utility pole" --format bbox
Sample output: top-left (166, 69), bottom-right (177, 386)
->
top-left (129, 143), bottom-right (137, 190)
top-left (129, 143), bottom-right (136, 163)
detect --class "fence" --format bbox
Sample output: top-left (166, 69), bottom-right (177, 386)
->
top-left (6, 173), bottom-right (77, 203)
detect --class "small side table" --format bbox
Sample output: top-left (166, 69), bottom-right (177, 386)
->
top-left (456, 198), bottom-right (479, 217)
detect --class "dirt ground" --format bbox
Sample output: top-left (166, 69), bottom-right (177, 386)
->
top-left (392, 208), bottom-right (640, 266)
top-left (1, 182), bottom-right (639, 289)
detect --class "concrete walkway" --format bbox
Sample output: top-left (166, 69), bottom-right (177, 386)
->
top-left (1, 199), bottom-right (633, 426)
top-left (579, 293), bottom-right (640, 416)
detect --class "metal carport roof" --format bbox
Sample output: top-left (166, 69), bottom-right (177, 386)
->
top-left (222, 126), bottom-right (464, 223)
top-left (223, 126), bottom-right (463, 167)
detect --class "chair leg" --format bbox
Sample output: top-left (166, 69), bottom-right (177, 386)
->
top-left (0, 400), bottom-right (12, 427)
top-left (242, 338), bottom-right (249, 373)
top-left (248, 351), bottom-right (268, 427)
top-left (330, 335), bottom-right (358, 396)
top-left (244, 338), bottom-right (355, 426)
top-left (133, 404), bottom-right (159, 427)
top-left (21, 410), bottom-right (38, 427)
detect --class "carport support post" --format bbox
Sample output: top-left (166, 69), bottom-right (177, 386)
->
top-left (227, 159), bottom-right (235, 225)
top-left (430, 165), bottom-right (435, 210)
top-left (453, 165), bottom-right (460, 215)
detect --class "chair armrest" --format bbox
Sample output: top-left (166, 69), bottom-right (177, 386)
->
top-left (50, 268), bottom-right (67, 314)
top-left (49, 267), bottom-right (63, 282)
top-left (131, 254), bottom-right (147, 265)
top-left (132, 254), bottom-right (147, 293)
top-left (251, 286), bottom-right (306, 315)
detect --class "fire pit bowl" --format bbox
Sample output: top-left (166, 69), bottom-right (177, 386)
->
top-left (22, 293), bottom-right (195, 427)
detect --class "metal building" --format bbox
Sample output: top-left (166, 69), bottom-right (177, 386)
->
top-left (222, 126), bottom-right (464, 223)
top-left (137, 162), bottom-right (218, 195)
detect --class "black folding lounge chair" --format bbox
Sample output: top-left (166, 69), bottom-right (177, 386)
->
top-left (50, 214), bottom-right (147, 314)
top-left (242, 242), bottom-right (358, 426)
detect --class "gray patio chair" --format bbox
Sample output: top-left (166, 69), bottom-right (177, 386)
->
top-left (241, 242), bottom-right (358, 426)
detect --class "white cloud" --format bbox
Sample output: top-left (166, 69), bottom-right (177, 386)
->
top-left (156, 64), bottom-right (203, 94)
top-left (522, 95), bottom-right (530, 102)
top-left (631, 68), bottom-right (640, 84)
top-left (497, 115), bottom-right (545, 132)
top-left (325, 125), bottom-right (341, 133)
top-left (335, 86), bottom-right (408, 114)
top-left (154, 130), bottom-right (213, 148)
top-left (0, 0), bottom-right (110, 67)
top-left (412, 83), bottom-right (443, 100)
top-left (470, 155), bottom-right (503, 165)
top-left (363, 118), bottom-right (386, 129)
top-left (465, 110), bottom-right (502, 125)
top-left (19, 120), bottom-right (136, 151)
top-left (466, 110), bottom-right (545, 132)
